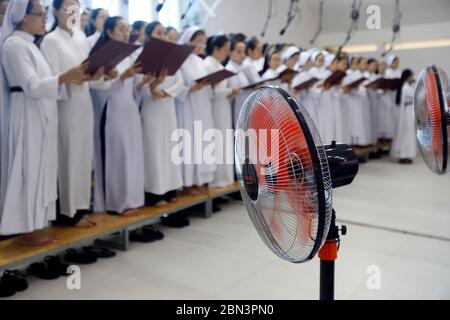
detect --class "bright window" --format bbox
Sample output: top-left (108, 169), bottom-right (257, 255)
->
top-left (158, 0), bottom-right (181, 29)
top-left (128, 0), bottom-right (154, 23)
top-left (91, 0), bottom-right (121, 16)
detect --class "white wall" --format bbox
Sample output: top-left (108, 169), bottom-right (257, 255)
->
top-left (198, 0), bottom-right (450, 75)
top-left (317, 21), bottom-right (450, 75)
top-left (200, 0), bottom-right (317, 47)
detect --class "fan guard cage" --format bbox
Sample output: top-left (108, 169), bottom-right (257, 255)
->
top-left (414, 65), bottom-right (450, 174)
top-left (235, 86), bottom-right (333, 263)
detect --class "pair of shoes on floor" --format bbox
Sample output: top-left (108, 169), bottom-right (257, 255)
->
top-left (0, 270), bottom-right (28, 298)
top-left (129, 225), bottom-right (164, 243)
top-left (399, 159), bottom-right (413, 164)
top-left (228, 192), bottom-right (242, 201)
top-left (161, 212), bottom-right (190, 228)
top-left (27, 256), bottom-right (69, 280)
top-left (64, 247), bottom-right (116, 265)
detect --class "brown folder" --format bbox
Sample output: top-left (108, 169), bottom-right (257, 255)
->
top-left (365, 77), bottom-right (384, 89)
top-left (293, 77), bottom-right (320, 91)
top-left (277, 68), bottom-right (299, 82)
top-left (324, 70), bottom-right (346, 86)
top-left (365, 78), bottom-right (401, 90)
top-left (84, 39), bottom-right (140, 75)
top-left (195, 69), bottom-right (236, 85)
top-left (136, 37), bottom-right (194, 75)
top-left (381, 78), bottom-right (402, 90)
top-left (346, 77), bottom-right (367, 90)
top-left (241, 78), bottom-right (273, 90)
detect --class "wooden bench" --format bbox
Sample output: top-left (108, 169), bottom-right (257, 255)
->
top-left (0, 183), bottom-right (241, 271)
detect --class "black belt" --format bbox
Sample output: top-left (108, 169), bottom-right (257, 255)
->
top-left (10, 87), bottom-right (23, 93)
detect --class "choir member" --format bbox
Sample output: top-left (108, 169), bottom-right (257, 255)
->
top-left (80, 8), bottom-right (90, 35)
top-left (165, 26), bottom-right (179, 43)
top-left (140, 21), bottom-right (184, 207)
top-left (177, 26), bottom-right (216, 194)
top-left (291, 49), bottom-right (318, 127)
top-left (278, 46), bottom-right (300, 73)
top-left (130, 20), bottom-right (146, 45)
top-left (91, 16), bottom-right (147, 215)
top-left (308, 50), bottom-right (328, 143)
top-left (205, 35), bottom-right (238, 188)
top-left (226, 36), bottom-right (251, 124)
top-left (377, 61), bottom-right (395, 141)
top-left (0, 0), bottom-right (9, 31)
top-left (341, 56), bottom-right (372, 147)
top-left (386, 55), bottom-right (402, 126)
top-left (244, 36), bottom-right (264, 73)
top-left (366, 58), bottom-right (381, 146)
top-left (391, 69), bottom-right (416, 164)
top-left (317, 53), bottom-right (342, 144)
top-left (261, 49), bottom-right (281, 81)
top-left (0, 0), bottom-right (87, 244)
top-left (40, 0), bottom-right (103, 228)
top-left (86, 7), bottom-right (107, 49)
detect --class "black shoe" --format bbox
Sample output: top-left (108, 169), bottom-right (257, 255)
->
top-left (1, 270), bottom-right (28, 292)
top-left (161, 213), bottom-right (190, 228)
top-left (27, 262), bottom-right (60, 280)
top-left (0, 281), bottom-right (15, 298)
top-left (213, 197), bottom-right (229, 205)
top-left (129, 228), bottom-right (158, 243)
top-left (64, 248), bottom-right (98, 265)
top-left (212, 205), bottom-right (222, 213)
top-left (141, 225), bottom-right (164, 240)
top-left (44, 256), bottom-right (70, 277)
top-left (369, 151), bottom-right (382, 159)
top-left (228, 192), bottom-right (242, 201)
top-left (84, 246), bottom-right (116, 259)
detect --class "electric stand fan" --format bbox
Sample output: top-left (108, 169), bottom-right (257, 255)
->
top-left (235, 86), bottom-right (359, 300)
top-left (414, 65), bottom-right (450, 175)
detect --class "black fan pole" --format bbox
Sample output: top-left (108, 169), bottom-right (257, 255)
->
top-left (319, 210), bottom-right (345, 300)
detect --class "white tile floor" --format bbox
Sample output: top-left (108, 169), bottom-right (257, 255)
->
top-left (6, 156), bottom-right (450, 300)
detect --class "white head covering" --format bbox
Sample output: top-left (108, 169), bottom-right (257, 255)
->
top-left (324, 53), bottom-right (336, 68)
top-left (0, 0), bottom-right (28, 49)
top-left (298, 50), bottom-right (312, 67)
top-left (281, 46), bottom-right (300, 63)
top-left (0, 0), bottom-right (30, 210)
top-left (179, 26), bottom-right (201, 45)
top-left (387, 54), bottom-right (398, 67)
top-left (311, 49), bottom-right (324, 62)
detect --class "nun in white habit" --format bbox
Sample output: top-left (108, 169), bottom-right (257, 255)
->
top-left (385, 54), bottom-right (402, 135)
top-left (342, 58), bottom-right (372, 146)
top-left (140, 21), bottom-right (184, 207)
top-left (308, 50), bottom-right (330, 141)
top-left (274, 46), bottom-right (299, 95)
top-left (204, 34), bottom-right (238, 188)
top-left (390, 69), bottom-right (416, 163)
top-left (91, 16), bottom-right (145, 215)
top-left (176, 26), bottom-right (216, 191)
top-left (226, 36), bottom-right (252, 126)
top-left (0, 0), bottom-right (85, 244)
top-left (291, 50), bottom-right (318, 128)
top-left (40, 0), bottom-right (100, 227)
top-left (377, 61), bottom-right (395, 140)
top-left (260, 49), bottom-right (281, 82)
top-left (86, 8), bottom-right (108, 50)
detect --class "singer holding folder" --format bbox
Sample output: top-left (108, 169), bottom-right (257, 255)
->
top-left (90, 16), bottom-right (151, 216)
top-left (140, 21), bottom-right (184, 209)
top-left (0, 0), bottom-right (88, 245)
top-left (204, 35), bottom-right (238, 188)
top-left (226, 36), bottom-right (251, 125)
top-left (176, 26), bottom-right (216, 195)
top-left (41, 0), bottom-right (105, 229)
